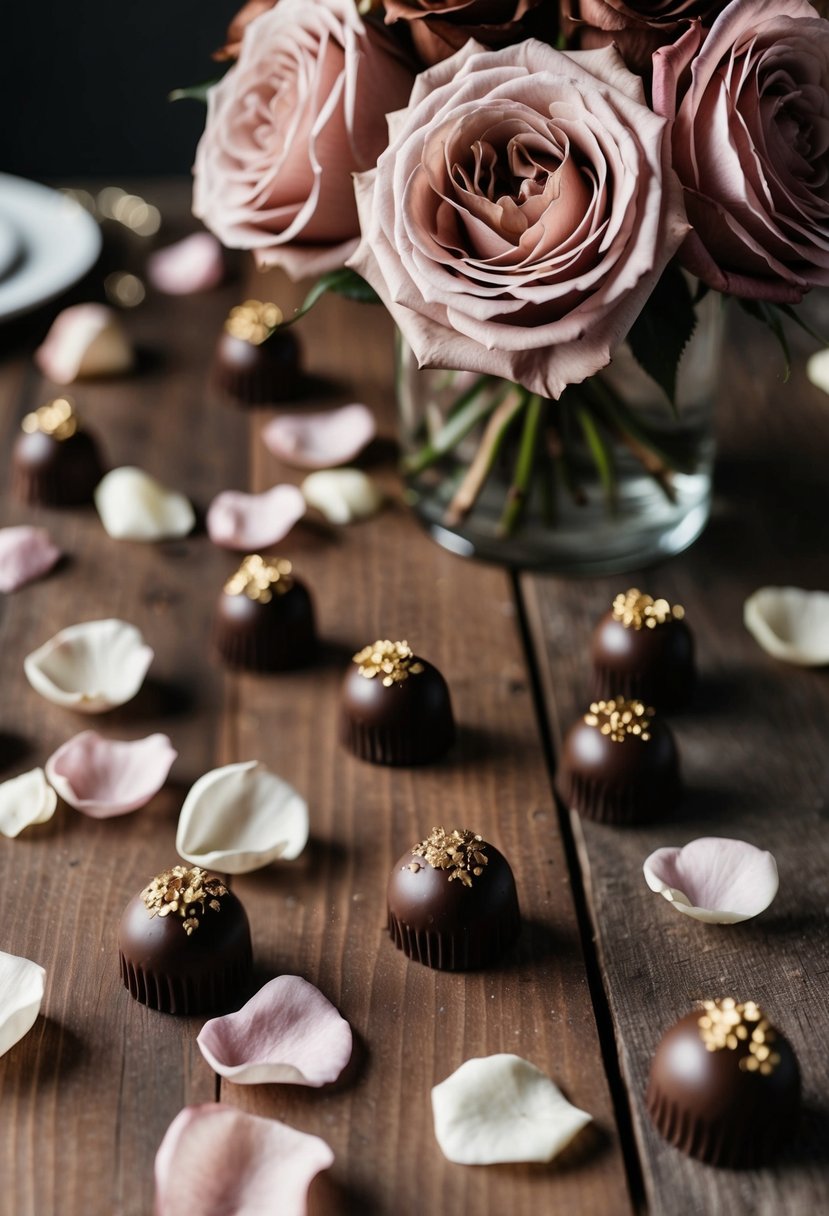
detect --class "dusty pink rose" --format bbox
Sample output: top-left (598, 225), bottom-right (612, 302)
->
top-left (385, 0), bottom-right (550, 68)
top-left (193, 0), bottom-right (415, 280)
top-left (349, 40), bottom-right (688, 400)
top-left (653, 0), bottom-right (829, 302)
top-left (561, 1), bottom-right (727, 71)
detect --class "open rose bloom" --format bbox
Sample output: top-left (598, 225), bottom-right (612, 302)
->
top-left (561, 1), bottom-right (729, 72)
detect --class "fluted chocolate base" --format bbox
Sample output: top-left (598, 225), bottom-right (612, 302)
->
top-left (12, 429), bottom-right (105, 507)
top-left (212, 330), bottom-right (301, 406)
top-left (119, 950), bottom-right (252, 1016)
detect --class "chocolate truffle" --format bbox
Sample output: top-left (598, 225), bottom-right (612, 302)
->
top-left (387, 826), bottom-right (520, 970)
top-left (591, 588), bottom-right (695, 710)
top-left (646, 998), bottom-right (801, 1167)
top-left (213, 554), bottom-right (316, 671)
top-left (12, 397), bottom-right (105, 506)
top-left (213, 300), bottom-right (301, 404)
top-left (558, 697), bottom-right (680, 824)
top-left (340, 639), bottom-right (455, 766)
top-left (118, 865), bottom-right (252, 1015)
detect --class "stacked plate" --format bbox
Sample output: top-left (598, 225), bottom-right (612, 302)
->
top-left (0, 174), bottom-right (101, 322)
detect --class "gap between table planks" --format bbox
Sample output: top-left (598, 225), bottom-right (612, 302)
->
top-left (521, 300), bottom-right (829, 1216)
top-left (0, 186), bottom-right (632, 1216)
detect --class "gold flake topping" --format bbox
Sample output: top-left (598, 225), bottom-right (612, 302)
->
top-left (412, 826), bottom-right (488, 888)
top-left (352, 640), bottom-right (424, 686)
top-left (697, 998), bottom-right (782, 1076)
top-left (225, 299), bottom-right (283, 345)
top-left (584, 698), bottom-right (653, 743)
top-left (612, 588), bottom-right (685, 630)
top-left (21, 397), bottom-right (78, 441)
top-left (224, 554), bottom-right (293, 604)
top-left (140, 865), bottom-right (228, 936)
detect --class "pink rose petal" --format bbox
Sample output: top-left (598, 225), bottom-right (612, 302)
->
top-left (198, 975), bottom-right (352, 1086)
top-left (35, 303), bottom-right (133, 384)
top-left (0, 526), bottom-right (61, 593)
top-left (643, 837), bottom-right (779, 924)
top-left (206, 485), bottom-right (306, 550)
top-left (147, 233), bottom-right (225, 295)
top-left (45, 731), bottom-right (177, 818)
top-left (154, 1103), bottom-right (333, 1216)
top-left (262, 403), bottom-right (376, 470)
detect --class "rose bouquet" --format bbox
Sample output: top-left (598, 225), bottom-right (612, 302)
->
top-left (186, 0), bottom-right (829, 564)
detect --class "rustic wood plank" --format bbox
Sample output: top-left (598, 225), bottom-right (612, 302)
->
top-left (215, 273), bottom-right (634, 1214)
top-left (522, 301), bottom-right (829, 1215)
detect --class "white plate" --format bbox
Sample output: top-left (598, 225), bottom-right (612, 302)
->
top-left (0, 175), bottom-right (101, 322)
top-left (0, 213), bottom-right (21, 283)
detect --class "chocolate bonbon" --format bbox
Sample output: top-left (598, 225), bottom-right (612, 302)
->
top-left (213, 300), bottom-right (301, 404)
top-left (591, 588), bottom-right (695, 710)
top-left (12, 398), bottom-right (104, 507)
top-left (646, 998), bottom-right (800, 1167)
top-left (387, 827), bottom-right (520, 970)
top-left (213, 555), bottom-right (316, 671)
top-left (118, 865), bottom-right (252, 1015)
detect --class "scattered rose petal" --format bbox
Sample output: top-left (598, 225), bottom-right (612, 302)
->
top-left (24, 618), bottom-right (154, 713)
top-left (807, 348), bottom-right (829, 397)
top-left (0, 769), bottom-right (57, 838)
top-left (744, 586), bottom-right (829, 667)
top-left (154, 1104), bottom-right (333, 1216)
top-left (643, 837), bottom-right (779, 924)
top-left (206, 485), bottom-right (306, 550)
top-left (147, 232), bottom-right (225, 295)
top-left (301, 468), bottom-right (382, 524)
top-left (176, 759), bottom-right (308, 874)
top-left (35, 303), bottom-right (133, 384)
top-left (45, 731), bottom-right (177, 818)
top-left (0, 526), bottom-right (61, 593)
top-left (432, 1054), bottom-right (592, 1165)
top-left (262, 404), bottom-right (376, 470)
top-left (0, 950), bottom-right (46, 1058)
top-left (95, 466), bottom-right (196, 541)
top-left (198, 975), bottom-right (352, 1086)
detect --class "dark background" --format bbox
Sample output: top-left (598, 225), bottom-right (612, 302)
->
top-left (2, 0), bottom-right (237, 179)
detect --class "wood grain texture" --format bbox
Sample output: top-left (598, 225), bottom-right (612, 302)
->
top-left (522, 300), bottom-right (829, 1216)
top-left (0, 187), bottom-right (631, 1215)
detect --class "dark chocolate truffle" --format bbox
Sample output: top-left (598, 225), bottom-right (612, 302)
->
top-left (213, 300), bottom-right (301, 405)
top-left (558, 697), bottom-right (680, 824)
top-left (646, 998), bottom-right (801, 1167)
top-left (339, 639), bottom-right (455, 766)
top-left (12, 397), bottom-right (105, 506)
top-left (213, 555), bottom-right (316, 671)
top-left (591, 588), bottom-right (695, 710)
top-left (118, 865), bottom-right (252, 1015)
top-left (387, 826), bottom-right (520, 970)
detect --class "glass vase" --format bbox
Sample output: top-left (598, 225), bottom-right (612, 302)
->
top-left (396, 294), bottom-right (723, 575)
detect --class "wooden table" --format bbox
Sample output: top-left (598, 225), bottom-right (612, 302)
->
top-left (0, 182), bottom-right (827, 1216)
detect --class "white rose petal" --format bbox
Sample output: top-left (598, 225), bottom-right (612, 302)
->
top-left (35, 303), bottom-right (133, 384)
top-left (643, 837), bottom-right (779, 924)
top-left (301, 468), bottom-right (382, 524)
top-left (807, 348), bottom-right (829, 397)
top-left (176, 760), bottom-right (309, 874)
top-left (744, 586), bottom-right (829, 666)
top-left (0, 769), bottom-right (57, 838)
top-left (431, 1054), bottom-right (592, 1165)
top-left (0, 951), bottom-right (46, 1058)
top-left (95, 467), bottom-right (196, 542)
top-left (24, 618), bottom-right (154, 713)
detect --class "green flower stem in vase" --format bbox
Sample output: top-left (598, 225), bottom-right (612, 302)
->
top-left (396, 294), bottom-right (724, 575)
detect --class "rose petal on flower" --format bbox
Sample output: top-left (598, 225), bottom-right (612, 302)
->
top-left (45, 731), bottom-right (177, 818)
top-left (0, 950), bottom-right (46, 1058)
top-left (147, 232), bottom-right (225, 295)
top-left (643, 837), bottom-right (779, 924)
top-left (154, 1104), bottom-right (333, 1216)
top-left (807, 348), bottom-right (829, 397)
top-left (197, 975), bottom-right (352, 1086)
top-left (95, 467), bottom-right (196, 542)
top-left (23, 618), bottom-right (154, 713)
top-left (262, 404), bottom-right (376, 470)
top-left (0, 769), bottom-right (57, 838)
top-left (301, 468), bottom-right (382, 524)
top-left (0, 526), bottom-right (61, 593)
top-left (432, 1054), bottom-right (592, 1165)
top-left (176, 759), bottom-right (309, 874)
top-left (744, 586), bottom-right (829, 666)
top-left (206, 485), bottom-right (306, 550)
top-left (35, 303), bottom-right (133, 384)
